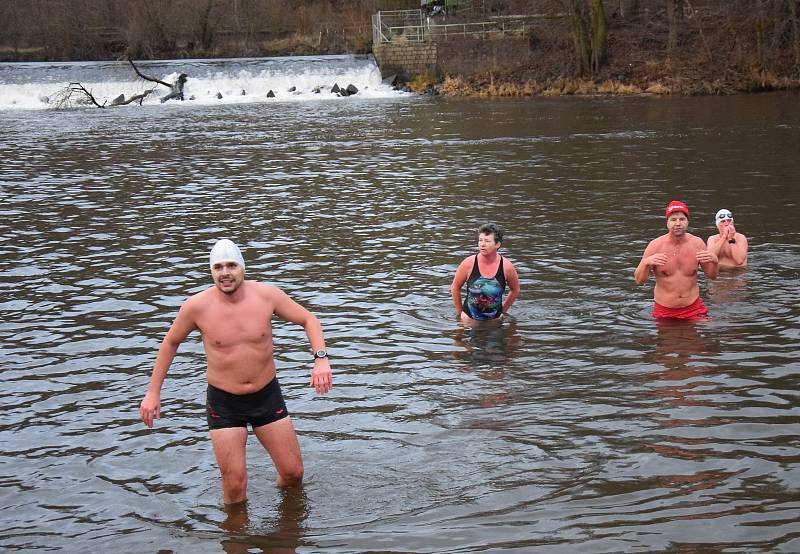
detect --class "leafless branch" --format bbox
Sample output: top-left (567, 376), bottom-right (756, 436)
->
top-left (49, 82), bottom-right (107, 109)
top-left (127, 57), bottom-right (172, 88)
top-left (47, 59), bottom-right (184, 110)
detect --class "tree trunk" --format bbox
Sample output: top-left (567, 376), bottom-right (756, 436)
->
top-left (568, 1), bottom-right (591, 74)
top-left (629, 0), bottom-right (641, 19)
top-left (755, 0), bottom-right (767, 71)
top-left (666, 0), bottom-right (678, 53)
top-left (564, 0), bottom-right (607, 75)
top-left (589, 0), bottom-right (607, 73)
top-left (791, 0), bottom-right (800, 70)
top-left (196, 0), bottom-right (218, 51)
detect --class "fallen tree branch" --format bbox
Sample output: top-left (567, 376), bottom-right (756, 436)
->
top-left (128, 58), bottom-right (187, 102)
top-left (110, 88), bottom-right (158, 106)
top-left (46, 59), bottom-right (188, 110)
top-left (127, 58), bottom-right (172, 88)
top-left (49, 82), bottom-right (107, 109)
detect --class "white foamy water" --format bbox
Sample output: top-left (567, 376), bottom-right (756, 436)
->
top-left (0, 54), bottom-right (403, 110)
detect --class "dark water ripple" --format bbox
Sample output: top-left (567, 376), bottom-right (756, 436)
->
top-left (1, 91), bottom-right (799, 552)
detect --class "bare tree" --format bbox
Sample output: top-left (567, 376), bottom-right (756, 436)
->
top-left (562, 0), bottom-right (607, 74)
top-left (195, 0), bottom-right (219, 52)
top-left (791, 0), bottom-right (800, 71)
top-left (666, 0), bottom-right (679, 53)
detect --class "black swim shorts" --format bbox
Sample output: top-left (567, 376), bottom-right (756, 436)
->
top-left (206, 378), bottom-right (289, 430)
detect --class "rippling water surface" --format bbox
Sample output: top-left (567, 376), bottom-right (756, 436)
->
top-left (1, 80), bottom-right (799, 553)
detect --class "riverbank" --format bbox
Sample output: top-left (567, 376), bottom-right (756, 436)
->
top-left (403, 10), bottom-right (800, 97)
top-left (428, 64), bottom-right (800, 98)
top-left (2, 2), bottom-right (798, 98)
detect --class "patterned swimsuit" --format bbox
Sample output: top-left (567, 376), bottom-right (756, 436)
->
top-left (462, 255), bottom-right (506, 320)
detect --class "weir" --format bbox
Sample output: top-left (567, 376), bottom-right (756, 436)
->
top-left (0, 54), bottom-right (403, 111)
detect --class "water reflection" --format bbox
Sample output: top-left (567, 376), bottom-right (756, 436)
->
top-left (219, 488), bottom-right (307, 554)
top-left (638, 321), bottom-right (724, 461)
top-left (453, 319), bottom-right (521, 368)
top-left (708, 268), bottom-right (750, 304)
top-left (643, 320), bottom-right (721, 376)
top-left (451, 319), bottom-right (522, 407)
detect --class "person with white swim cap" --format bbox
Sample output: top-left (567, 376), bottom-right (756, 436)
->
top-left (707, 209), bottom-right (748, 269)
top-left (208, 237), bottom-right (246, 270)
top-left (139, 238), bottom-right (333, 504)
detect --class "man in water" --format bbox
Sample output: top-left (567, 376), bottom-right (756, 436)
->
top-left (707, 208), bottom-right (748, 268)
top-left (451, 222), bottom-right (520, 322)
top-left (634, 201), bottom-right (719, 320)
top-left (139, 239), bottom-right (333, 504)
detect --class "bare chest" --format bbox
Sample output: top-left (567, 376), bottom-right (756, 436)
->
top-left (196, 302), bottom-right (273, 348)
top-left (655, 244), bottom-right (698, 277)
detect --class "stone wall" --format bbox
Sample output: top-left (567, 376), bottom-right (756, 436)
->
top-left (372, 41), bottom-right (438, 81)
top-left (436, 36), bottom-right (533, 79)
top-left (373, 36), bottom-right (534, 83)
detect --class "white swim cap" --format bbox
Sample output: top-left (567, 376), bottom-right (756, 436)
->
top-left (209, 239), bottom-right (245, 270)
top-left (715, 209), bottom-right (733, 224)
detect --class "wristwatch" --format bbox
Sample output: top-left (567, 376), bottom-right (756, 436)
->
top-left (728, 239), bottom-right (736, 244)
top-left (313, 349), bottom-right (328, 359)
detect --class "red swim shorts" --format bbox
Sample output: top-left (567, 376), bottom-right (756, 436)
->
top-left (653, 297), bottom-right (710, 321)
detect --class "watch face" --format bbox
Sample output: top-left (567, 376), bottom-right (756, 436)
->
top-left (314, 349), bottom-right (327, 359)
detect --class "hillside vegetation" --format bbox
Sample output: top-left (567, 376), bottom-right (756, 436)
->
top-left (1, 1), bottom-right (798, 95)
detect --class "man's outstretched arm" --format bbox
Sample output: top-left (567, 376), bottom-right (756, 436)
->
top-left (271, 286), bottom-right (333, 394)
top-left (140, 303), bottom-right (196, 428)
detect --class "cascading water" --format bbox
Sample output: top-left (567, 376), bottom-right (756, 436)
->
top-left (0, 54), bottom-right (404, 110)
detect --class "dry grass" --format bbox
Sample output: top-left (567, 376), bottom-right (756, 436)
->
top-left (438, 76), bottom-right (541, 97)
top-left (408, 72), bottom-right (436, 93)
top-left (645, 82), bottom-right (672, 94)
top-left (437, 76), bottom-right (472, 96)
top-left (483, 80), bottom-right (541, 96)
top-left (745, 68), bottom-right (797, 91)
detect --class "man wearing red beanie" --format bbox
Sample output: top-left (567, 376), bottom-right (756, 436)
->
top-left (634, 201), bottom-right (719, 320)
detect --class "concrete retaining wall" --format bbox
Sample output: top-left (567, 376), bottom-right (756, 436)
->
top-left (373, 42), bottom-right (438, 81)
top-left (373, 36), bottom-right (532, 83)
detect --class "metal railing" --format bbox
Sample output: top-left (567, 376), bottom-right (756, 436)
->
top-left (426, 20), bottom-right (529, 40)
top-left (372, 10), bottom-right (424, 44)
top-left (372, 10), bottom-right (539, 44)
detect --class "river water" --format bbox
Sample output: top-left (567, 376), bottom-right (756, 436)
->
top-left (1, 57), bottom-right (799, 553)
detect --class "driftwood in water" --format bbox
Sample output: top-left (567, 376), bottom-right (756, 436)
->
top-left (49, 82), bottom-right (157, 109)
top-left (49, 83), bottom-right (107, 109)
top-left (47, 58), bottom-right (186, 109)
top-left (127, 58), bottom-right (187, 103)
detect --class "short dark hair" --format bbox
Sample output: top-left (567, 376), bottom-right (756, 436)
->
top-left (478, 222), bottom-right (504, 243)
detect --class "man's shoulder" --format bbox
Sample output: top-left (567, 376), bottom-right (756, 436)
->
top-left (647, 234), bottom-right (669, 249)
top-left (186, 286), bottom-right (215, 303)
top-left (176, 287), bottom-right (214, 319)
top-left (686, 233), bottom-right (706, 248)
top-left (245, 280), bottom-right (285, 298)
